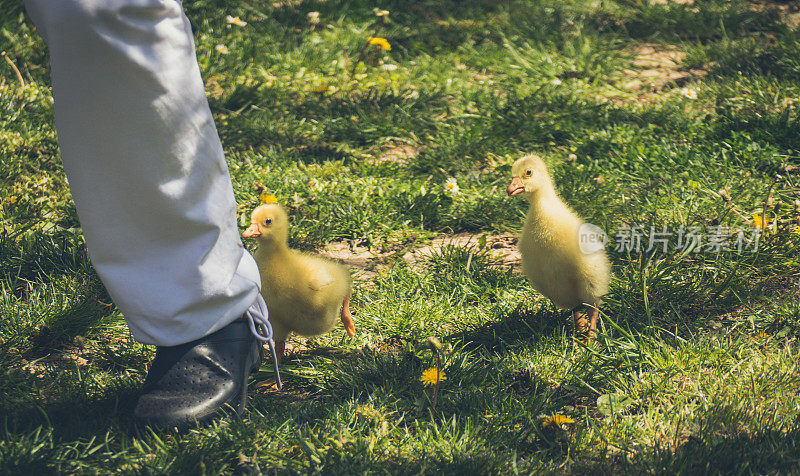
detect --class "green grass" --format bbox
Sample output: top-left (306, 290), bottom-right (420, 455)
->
top-left (2, 0), bottom-right (800, 473)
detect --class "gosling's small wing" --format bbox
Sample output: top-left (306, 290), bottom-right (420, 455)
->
top-left (303, 258), bottom-right (336, 291)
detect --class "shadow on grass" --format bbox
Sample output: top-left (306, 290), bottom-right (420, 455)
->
top-left (646, 426), bottom-right (800, 474)
top-left (588, 0), bottom-right (781, 41)
top-left (26, 296), bottom-right (116, 356)
top-left (714, 104), bottom-right (800, 153)
top-left (283, 344), bottom-right (422, 401)
top-left (0, 375), bottom-right (141, 441)
top-left (0, 231), bottom-right (95, 301)
top-left (574, 417), bottom-right (800, 474)
top-left (445, 303), bottom-right (567, 354)
top-left (216, 86), bottom-right (448, 156)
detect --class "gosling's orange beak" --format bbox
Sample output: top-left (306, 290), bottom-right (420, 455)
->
top-left (241, 223), bottom-right (261, 238)
top-left (507, 177), bottom-right (525, 196)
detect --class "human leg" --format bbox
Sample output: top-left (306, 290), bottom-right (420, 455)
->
top-left (24, 0), bottom-right (277, 426)
top-left (24, 0), bottom-right (260, 346)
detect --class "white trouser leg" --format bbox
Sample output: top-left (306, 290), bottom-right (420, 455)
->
top-left (25, 0), bottom-right (266, 346)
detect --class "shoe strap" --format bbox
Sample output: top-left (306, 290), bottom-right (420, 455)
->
top-left (244, 295), bottom-right (282, 389)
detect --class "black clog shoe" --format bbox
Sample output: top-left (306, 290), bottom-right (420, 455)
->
top-left (133, 319), bottom-right (262, 428)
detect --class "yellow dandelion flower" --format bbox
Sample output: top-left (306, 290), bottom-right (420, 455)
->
top-left (794, 226), bottom-right (800, 235)
top-left (367, 37), bottom-right (391, 51)
top-left (541, 414), bottom-right (575, 429)
top-left (260, 193), bottom-right (278, 204)
top-left (752, 213), bottom-right (771, 230)
top-left (420, 368), bottom-right (446, 387)
top-left (313, 84), bottom-right (328, 94)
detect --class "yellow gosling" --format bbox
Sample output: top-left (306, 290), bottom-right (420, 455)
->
top-left (242, 203), bottom-right (354, 362)
top-left (507, 155), bottom-right (610, 343)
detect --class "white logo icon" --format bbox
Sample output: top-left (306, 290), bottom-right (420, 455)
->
top-left (579, 223), bottom-right (607, 254)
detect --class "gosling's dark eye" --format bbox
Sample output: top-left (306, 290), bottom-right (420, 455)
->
top-left (264, 218), bottom-right (272, 225)
top-left (525, 170), bottom-right (532, 177)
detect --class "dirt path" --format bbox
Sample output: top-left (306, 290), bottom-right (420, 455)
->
top-left (621, 44), bottom-right (706, 100)
top-left (319, 232), bottom-right (522, 281)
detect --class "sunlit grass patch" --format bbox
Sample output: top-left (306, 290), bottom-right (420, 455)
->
top-left (2, 0), bottom-right (800, 472)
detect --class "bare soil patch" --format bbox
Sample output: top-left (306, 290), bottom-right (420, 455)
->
top-left (749, 0), bottom-right (800, 27)
top-left (400, 232), bottom-right (520, 269)
top-left (369, 141), bottom-right (420, 165)
top-left (320, 232), bottom-right (522, 281)
top-left (621, 44), bottom-right (706, 98)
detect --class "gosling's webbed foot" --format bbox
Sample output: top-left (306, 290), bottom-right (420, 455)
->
top-left (587, 306), bottom-right (599, 343)
top-left (573, 306), bottom-right (599, 345)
